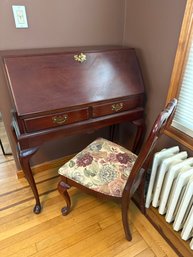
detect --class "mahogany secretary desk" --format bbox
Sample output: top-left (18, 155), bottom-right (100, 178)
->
top-left (2, 46), bottom-right (146, 213)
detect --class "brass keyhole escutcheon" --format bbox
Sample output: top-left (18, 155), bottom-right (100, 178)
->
top-left (74, 53), bottom-right (87, 63)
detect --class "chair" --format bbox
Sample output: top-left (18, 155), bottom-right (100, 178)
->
top-left (57, 98), bottom-right (177, 241)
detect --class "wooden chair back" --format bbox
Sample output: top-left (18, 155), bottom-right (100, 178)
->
top-left (123, 98), bottom-right (178, 199)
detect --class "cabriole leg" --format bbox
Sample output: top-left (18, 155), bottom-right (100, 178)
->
top-left (58, 180), bottom-right (71, 215)
top-left (18, 146), bottom-right (41, 214)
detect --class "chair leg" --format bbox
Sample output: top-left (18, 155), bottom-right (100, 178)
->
top-left (58, 180), bottom-right (71, 216)
top-left (121, 200), bottom-right (132, 241)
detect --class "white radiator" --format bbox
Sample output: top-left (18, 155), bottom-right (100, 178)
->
top-left (146, 147), bottom-right (193, 251)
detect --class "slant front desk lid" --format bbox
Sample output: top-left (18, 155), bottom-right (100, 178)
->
top-left (3, 47), bottom-right (144, 117)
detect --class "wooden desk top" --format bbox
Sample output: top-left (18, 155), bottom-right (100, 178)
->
top-left (3, 47), bottom-right (144, 117)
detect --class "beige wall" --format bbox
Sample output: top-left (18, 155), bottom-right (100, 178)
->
top-left (123, 0), bottom-right (186, 133)
top-left (0, 0), bottom-right (188, 169)
top-left (0, 0), bottom-right (124, 50)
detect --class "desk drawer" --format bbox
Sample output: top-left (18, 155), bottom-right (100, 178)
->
top-left (92, 97), bottom-right (143, 118)
top-left (24, 108), bottom-right (89, 132)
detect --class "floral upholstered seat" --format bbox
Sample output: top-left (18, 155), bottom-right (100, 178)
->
top-left (58, 138), bottom-right (137, 197)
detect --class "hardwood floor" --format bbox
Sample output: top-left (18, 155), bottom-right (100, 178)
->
top-left (0, 155), bottom-right (180, 257)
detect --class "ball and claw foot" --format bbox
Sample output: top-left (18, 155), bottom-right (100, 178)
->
top-left (33, 204), bottom-right (41, 214)
top-left (61, 206), bottom-right (70, 216)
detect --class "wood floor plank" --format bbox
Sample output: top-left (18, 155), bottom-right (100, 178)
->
top-left (33, 221), bottom-right (123, 257)
top-left (0, 192), bottom-right (99, 241)
top-left (0, 194), bottom-right (119, 253)
top-left (0, 157), bottom-right (182, 257)
top-left (129, 202), bottom-right (178, 257)
top-left (0, 160), bottom-right (16, 179)
top-left (0, 214), bottom-right (101, 256)
top-left (114, 240), bottom-right (148, 257)
top-left (0, 167), bottom-right (59, 195)
top-left (135, 247), bottom-right (156, 257)
top-left (4, 244), bottom-right (38, 257)
top-left (92, 231), bottom-right (143, 257)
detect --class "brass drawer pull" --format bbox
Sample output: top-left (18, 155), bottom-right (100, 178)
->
top-left (112, 103), bottom-right (123, 112)
top-left (52, 115), bottom-right (68, 125)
